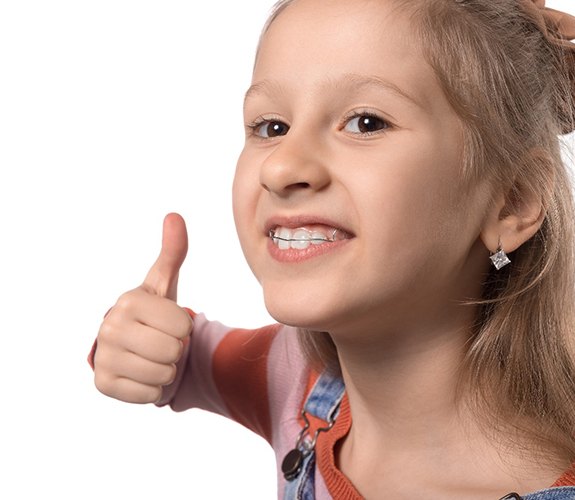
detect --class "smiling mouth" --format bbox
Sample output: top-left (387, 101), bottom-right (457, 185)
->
top-left (269, 226), bottom-right (349, 250)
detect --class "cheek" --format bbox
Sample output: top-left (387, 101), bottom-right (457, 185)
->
top-left (231, 165), bottom-right (244, 227)
top-left (232, 151), bottom-right (253, 229)
top-left (232, 153), bottom-right (262, 274)
top-left (352, 162), bottom-right (456, 230)
top-left (349, 154), bottom-right (473, 273)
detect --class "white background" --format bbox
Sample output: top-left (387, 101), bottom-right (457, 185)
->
top-left (0, 1), bottom-right (573, 499)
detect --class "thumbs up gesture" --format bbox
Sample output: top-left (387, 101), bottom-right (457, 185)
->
top-left (94, 213), bottom-right (194, 404)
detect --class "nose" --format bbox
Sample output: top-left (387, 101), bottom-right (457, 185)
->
top-left (259, 134), bottom-right (331, 198)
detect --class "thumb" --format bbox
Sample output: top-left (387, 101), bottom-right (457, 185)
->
top-left (142, 213), bottom-right (188, 300)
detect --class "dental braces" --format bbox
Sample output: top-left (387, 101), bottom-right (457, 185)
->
top-left (269, 228), bottom-right (340, 243)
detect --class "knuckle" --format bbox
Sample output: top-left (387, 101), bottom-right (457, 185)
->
top-left (115, 289), bottom-right (140, 314)
top-left (93, 346), bottom-right (120, 374)
top-left (97, 321), bottom-right (130, 352)
top-left (97, 320), bottom-right (116, 344)
top-left (94, 371), bottom-right (116, 397)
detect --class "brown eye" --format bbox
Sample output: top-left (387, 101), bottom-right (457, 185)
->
top-left (255, 120), bottom-right (290, 138)
top-left (344, 114), bottom-right (389, 135)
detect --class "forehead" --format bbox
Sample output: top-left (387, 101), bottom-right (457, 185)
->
top-left (253, 0), bottom-right (442, 111)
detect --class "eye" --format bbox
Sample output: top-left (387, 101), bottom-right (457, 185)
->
top-left (344, 113), bottom-right (389, 135)
top-left (250, 119), bottom-right (290, 139)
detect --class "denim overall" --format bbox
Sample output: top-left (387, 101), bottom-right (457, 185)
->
top-left (283, 372), bottom-right (345, 500)
top-left (523, 489), bottom-right (575, 500)
top-left (283, 372), bottom-right (575, 500)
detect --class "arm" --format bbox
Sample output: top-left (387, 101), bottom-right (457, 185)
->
top-left (91, 214), bottom-right (281, 427)
top-left (91, 213), bottom-right (302, 445)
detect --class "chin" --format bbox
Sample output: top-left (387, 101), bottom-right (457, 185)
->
top-left (263, 291), bottom-right (334, 331)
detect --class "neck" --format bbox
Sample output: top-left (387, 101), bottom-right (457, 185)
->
top-left (335, 314), bottom-right (472, 451)
top-left (330, 311), bottom-right (568, 497)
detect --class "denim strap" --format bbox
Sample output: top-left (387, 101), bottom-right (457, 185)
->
top-left (305, 371), bottom-right (345, 421)
top-left (522, 487), bottom-right (575, 499)
top-left (283, 371), bottom-right (346, 500)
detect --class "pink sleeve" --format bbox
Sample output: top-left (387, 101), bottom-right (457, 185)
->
top-left (157, 311), bottom-right (281, 442)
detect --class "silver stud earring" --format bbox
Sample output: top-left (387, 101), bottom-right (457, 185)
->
top-left (490, 243), bottom-right (511, 270)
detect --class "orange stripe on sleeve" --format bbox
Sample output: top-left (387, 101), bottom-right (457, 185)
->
top-left (552, 465), bottom-right (575, 486)
top-left (212, 324), bottom-right (280, 443)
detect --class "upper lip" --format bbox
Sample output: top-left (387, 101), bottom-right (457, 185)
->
top-left (264, 215), bottom-right (355, 237)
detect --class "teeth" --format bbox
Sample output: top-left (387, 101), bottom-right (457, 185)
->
top-left (269, 226), bottom-right (345, 250)
top-left (311, 231), bottom-right (328, 245)
top-left (291, 229), bottom-right (312, 250)
top-left (277, 227), bottom-right (291, 250)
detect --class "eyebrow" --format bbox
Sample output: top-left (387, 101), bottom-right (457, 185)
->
top-left (338, 73), bottom-right (424, 110)
top-left (243, 79), bottom-right (284, 109)
top-left (243, 73), bottom-right (425, 111)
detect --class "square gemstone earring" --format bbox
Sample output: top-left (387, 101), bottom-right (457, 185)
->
top-left (490, 244), bottom-right (511, 270)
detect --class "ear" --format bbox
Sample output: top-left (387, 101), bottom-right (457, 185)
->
top-left (480, 180), bottom-right (546, 255)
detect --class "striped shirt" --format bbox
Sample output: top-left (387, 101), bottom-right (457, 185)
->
top-left (156, 311), bottom-right (575, 499)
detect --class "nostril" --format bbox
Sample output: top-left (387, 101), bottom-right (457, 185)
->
top-left (260, 181), bottom-right (311, 195)
top-left (287, 182), bottom-right (311, 190)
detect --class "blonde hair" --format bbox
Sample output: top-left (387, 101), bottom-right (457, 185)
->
top-left (260, 0), bottom-right (575, 462)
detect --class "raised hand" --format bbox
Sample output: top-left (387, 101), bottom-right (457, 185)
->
top-left (93, 213), bottom-right (193, 404)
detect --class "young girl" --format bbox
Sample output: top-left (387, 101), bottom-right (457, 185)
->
top-left (91, 0), bottom-right (575, 498)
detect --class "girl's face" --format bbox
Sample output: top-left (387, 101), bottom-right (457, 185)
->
top-left (233, 0), bottom-right (494, 338)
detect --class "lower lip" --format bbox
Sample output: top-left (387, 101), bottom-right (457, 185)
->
top-left (267, 237), bottom-right (351, 263)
